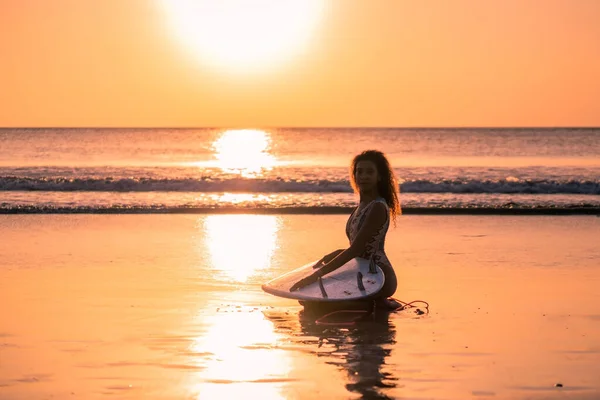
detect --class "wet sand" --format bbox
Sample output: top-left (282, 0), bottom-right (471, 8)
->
top-left (1, 214), bottom-right (599, 399)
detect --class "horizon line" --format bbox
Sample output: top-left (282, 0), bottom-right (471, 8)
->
top-left (1, 126), bottom-right (599, 130)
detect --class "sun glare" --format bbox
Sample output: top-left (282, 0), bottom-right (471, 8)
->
top-left (159, 0), bottom-right (324, 73)
top-left (213, 129), bottom-right (277, 177)
top-left (190, 309), bottom-right (289, 398)
top-left (203, 215), bottom-right (279, 282)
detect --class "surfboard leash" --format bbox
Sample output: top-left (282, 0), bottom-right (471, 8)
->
top-left (390, 298), bottom-right (430, 315)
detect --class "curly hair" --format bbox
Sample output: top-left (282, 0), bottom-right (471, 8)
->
top-left (350, 150), bottom-right (401, 223)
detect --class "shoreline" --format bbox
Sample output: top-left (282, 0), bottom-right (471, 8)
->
top-left (1, 206), bottom-right (599, 215)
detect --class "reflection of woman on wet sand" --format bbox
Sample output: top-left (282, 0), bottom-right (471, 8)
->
top-left (299, 308), bottom-right (398, 399)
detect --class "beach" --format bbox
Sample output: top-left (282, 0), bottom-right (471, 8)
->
top-left (1, 213), bottom-right (599, 399)
top-left (3, 0), bottom-right (600, 398)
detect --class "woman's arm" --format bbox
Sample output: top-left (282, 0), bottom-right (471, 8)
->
top-left (323, 249), bottom-right (345, 263)
top-left (318, 202), bottom-right (387, 274)
top-left (291, 202), bottom-right (387, 291)
top-left (312, 248), bottom-right (345, 268)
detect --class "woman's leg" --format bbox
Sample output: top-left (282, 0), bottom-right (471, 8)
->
top-left (378, 262), bottom-right (398, 299)
top-left (375, 263), bottom-right (402, 310)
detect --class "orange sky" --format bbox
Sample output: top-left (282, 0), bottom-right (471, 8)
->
top-left (1, 0), bottom-right (599, 128)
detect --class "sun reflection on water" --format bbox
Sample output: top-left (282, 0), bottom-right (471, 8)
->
top-left (216, 193), bottom-right (275, 205)
top-left (193, 213), bottom-right (288, 398)
top-left (212, 129), bottom-right (277, 177)
top-left (203, 214), bottom-right (280, 283)
top-left (190, 308), bottom-right (290, 399)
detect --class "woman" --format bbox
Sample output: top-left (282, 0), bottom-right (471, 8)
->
top-left (291, 150), bottom-right (401, 310)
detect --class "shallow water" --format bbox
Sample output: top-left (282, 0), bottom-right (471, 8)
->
top-left (1, 214), bottom-right (599, 399)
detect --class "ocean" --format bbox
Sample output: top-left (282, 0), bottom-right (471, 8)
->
top-left (2, 129), bottom-right (600, 399)
top-left (1, 127), bottom-right (599, 213)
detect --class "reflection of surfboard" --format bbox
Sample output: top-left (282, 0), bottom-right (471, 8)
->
top-left (261, 257), bottom-right (385, 302)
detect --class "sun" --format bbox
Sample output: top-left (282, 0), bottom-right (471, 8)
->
top-left (158, 0), bottom-right (324, 73)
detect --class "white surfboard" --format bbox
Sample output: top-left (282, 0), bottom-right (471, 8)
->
top-left (261, 257), bottom-right (385, 302)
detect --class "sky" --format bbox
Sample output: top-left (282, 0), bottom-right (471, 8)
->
top-left (1, 0), bottom-right (599, 128)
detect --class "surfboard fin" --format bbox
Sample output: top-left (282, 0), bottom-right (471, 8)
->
top-left (318, 277), bottom-right (328, 298)
top-left (357, 271), bottom-right (366, 291)
top-left (368, 257), bottom-right (377, 274)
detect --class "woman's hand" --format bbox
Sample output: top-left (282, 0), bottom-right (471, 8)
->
top-left (290, 274), bottom-right (318, 292)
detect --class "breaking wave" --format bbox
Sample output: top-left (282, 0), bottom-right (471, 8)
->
top-left (0, 176), bottom-right (598, 195)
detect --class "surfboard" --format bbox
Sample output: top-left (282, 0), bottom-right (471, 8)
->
top-left (261, 257), bottom-right (385, 302)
